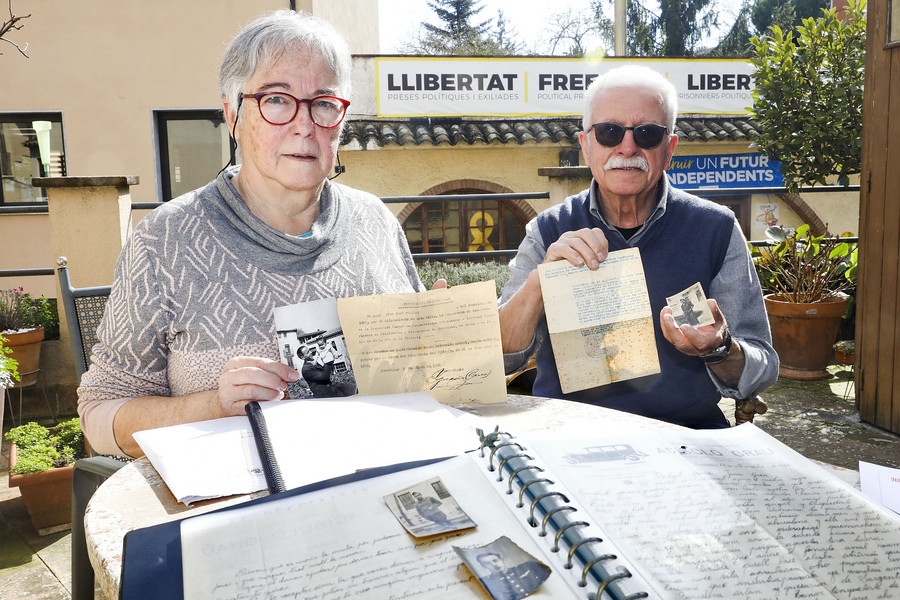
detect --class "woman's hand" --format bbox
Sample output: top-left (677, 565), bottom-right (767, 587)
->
top-left (216, 356), bottom-right (300, 416)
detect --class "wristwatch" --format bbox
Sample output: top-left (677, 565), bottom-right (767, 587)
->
top-left (701, 328), bottom-right (733, 364)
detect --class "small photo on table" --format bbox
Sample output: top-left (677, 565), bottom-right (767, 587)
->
top-left (384, 477), bottom-right (476, 538)
top-left (453, 536), bottom-right (551, 600)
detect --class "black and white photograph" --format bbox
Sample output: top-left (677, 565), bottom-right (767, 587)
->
top-left (384, 477), bottom-right (476, 538)
top-left (454, 536), bottom-right (551, 600)
top-left (273, 298), bottom-right (357, 399)
top-left (665, 282), bottom-right (714, 328)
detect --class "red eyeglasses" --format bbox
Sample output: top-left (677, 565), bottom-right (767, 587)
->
top-left (240, 92), bottom-right (350, 128)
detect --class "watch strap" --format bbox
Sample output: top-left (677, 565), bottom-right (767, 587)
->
top-left (701, 329), bottom-right (733, 364)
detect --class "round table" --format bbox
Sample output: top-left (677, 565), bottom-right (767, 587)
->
top-left (84, 394), bottom-right (678, 599)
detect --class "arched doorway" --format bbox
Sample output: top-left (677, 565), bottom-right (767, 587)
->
top-left (399, 180), bottom-right (536, 256)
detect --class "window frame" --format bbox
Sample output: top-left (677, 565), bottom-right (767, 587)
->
top-left (154, 108), bottom-right (226, 202)
top-left (697, 193), bottom-right (751, 239)
top-left (402, 194), bottom-right (529, 255)
top-left (0, 111), bottom-right (67, 205)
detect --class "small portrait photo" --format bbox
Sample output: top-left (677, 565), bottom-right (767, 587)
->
top-left (384, 477), bottom-right (476, 538)
top-left (453, 536), bottom-right (551, 600)
top-left (666, 282), bottom-right (714, 328)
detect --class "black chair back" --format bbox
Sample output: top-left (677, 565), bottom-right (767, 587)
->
top-left (56, 257), bottom-right (111, 378)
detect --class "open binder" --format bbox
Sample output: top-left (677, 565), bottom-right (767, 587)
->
top-left (121, 423), bottom-right (900, 599)
top-left (121, 429), bottom-right (655, 600)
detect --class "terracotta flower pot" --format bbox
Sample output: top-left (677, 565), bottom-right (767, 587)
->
top-left (764, 294), bottom-right (848, 380)
top-left (4, 326), bottom-right (44, 387)
top-left (8, 441), bottom-right (74, 534)
top-left (834, 348), bottom-right (855, 365)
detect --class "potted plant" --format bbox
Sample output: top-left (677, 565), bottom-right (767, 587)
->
top-left (752, 224), bottom-right (858, 380)
top-left (1, 334), bottom-right (20, 432)
top-left (0, 287), bottom-right (53, 387)
top-left (5, 417), bottom-right (86, 533)
top-left (833, 339), bottom-right (855, 366)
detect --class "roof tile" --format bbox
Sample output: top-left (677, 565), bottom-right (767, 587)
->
top-left (342, 117), bottom-right (759, 149)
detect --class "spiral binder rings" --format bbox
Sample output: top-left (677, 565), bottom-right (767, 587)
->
top-left (476, 428), bottom-right (651, 600)
top-left (245, 401), bottom-right (287, 494)
top-left (121, 428), bottom-right (660, 600)
top-left (121, 422), bottom-right (900, 599)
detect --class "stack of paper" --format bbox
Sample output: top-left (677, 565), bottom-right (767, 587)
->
top-left (133, 392), bottom-right (478, 504)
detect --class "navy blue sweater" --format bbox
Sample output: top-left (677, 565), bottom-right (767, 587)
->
top-left (534, 186), bottom-right (734, 427)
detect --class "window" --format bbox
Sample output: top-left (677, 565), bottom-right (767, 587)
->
top-left (403, 191), bottom-right (528, 255)
top-left (156, 110), bottom-right (228, 201)
top-left (0, 113), bottom-right (66, 204)
top-left (697, 194), bottom-right (751, 239)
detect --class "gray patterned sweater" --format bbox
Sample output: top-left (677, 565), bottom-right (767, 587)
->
top-left (78, 168), bottom-right (423, 454)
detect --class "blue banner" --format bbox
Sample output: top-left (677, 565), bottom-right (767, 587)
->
top-left (666, 153), bottom-right (783, 190)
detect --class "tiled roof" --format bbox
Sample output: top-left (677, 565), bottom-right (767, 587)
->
top-left (341, 117), bottom-right (760, 148)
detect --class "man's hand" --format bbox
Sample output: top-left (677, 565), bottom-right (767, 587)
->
top-left (500, 229), bottom-right (609, 355)
top-left (544, 228), bottom-right (609, 269)
top-left (660, 299), bottom-right (728, 356)
top-left (660, 298), bottom-right (745, 386)
top-left (216, 356), bottom-right (300, 416)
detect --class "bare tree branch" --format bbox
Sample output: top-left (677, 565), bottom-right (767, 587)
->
top-left (0, 0), bottom-right (30, 57)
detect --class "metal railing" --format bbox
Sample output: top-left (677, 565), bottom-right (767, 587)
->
top-left (680, 184), bottom-right (860, 197)
top-left (0, 184), bottom-right (864, 275)
top-left (0, 183), bottom-right (862, 213)
top-left (0, 268), bottom-right (55, 278)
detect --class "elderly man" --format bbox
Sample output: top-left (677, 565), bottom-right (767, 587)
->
top-left (499, 65), bottom-right (777, 429)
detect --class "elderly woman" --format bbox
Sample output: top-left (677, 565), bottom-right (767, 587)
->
top-left (78, 10), bottom-right (426, 457)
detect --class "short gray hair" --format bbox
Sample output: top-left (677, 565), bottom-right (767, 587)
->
top-left (219, 10), bottom-right (352, 115)
top-left (582, 65), bottom-right (678, 132)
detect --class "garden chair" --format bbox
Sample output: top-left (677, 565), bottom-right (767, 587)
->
top-left (56, 256), bottom-right (126, 600)
top-left (735, 396), bottom-right (768, 425)
top-left (57, 256), bottom-right (111, 379)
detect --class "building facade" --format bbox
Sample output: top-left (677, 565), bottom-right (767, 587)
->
top-left (1, 0), bottom-right (859, 298)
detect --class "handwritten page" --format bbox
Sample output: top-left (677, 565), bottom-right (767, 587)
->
top-left (528, 424), bottom-right (900, 599)
top-left (537, 248), bottom-right (659, 393)
top-left (337, 281), bottom-right (506, 404)
top-left (133, 392), bottom-right (478, 504)
top-left (180, 455), bottom-right (580, 600)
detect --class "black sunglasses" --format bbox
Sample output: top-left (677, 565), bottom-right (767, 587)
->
top-left (590, 122), bottom-right (669, 149)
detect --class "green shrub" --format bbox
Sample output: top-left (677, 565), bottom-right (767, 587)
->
top-left (417, 260), bottom-right (511, 298)
top-left (0, 334), bottom-right (19, 389)
top-left (750, 225), bottom-right (857, 303)
top-left (5, 417), bottom-right (86, 474)
top-left (0, 289), bottom-right (60, 340)
top-left (26, 297), bottom-right (60, 340)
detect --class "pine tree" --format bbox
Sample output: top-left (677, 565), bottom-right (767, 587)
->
top-left (403, 0), bottom-right (521, 56)
top-left (421, 0), bottom-right (490, 54)
top-left (617, 0), bottom-right (718, 56)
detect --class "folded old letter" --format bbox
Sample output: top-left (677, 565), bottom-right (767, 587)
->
top-left (337, 281), bottom-right (506, 404)
top-left (538, 248), bottom-right (660, 393)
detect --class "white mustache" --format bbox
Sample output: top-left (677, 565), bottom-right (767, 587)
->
top-left (604, 156), bottom-right (649, 171)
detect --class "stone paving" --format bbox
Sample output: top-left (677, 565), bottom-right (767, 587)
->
top-left (738, 364), bottom-right (900, 471)
top-left (1, 363), bottom-right (898, 599)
